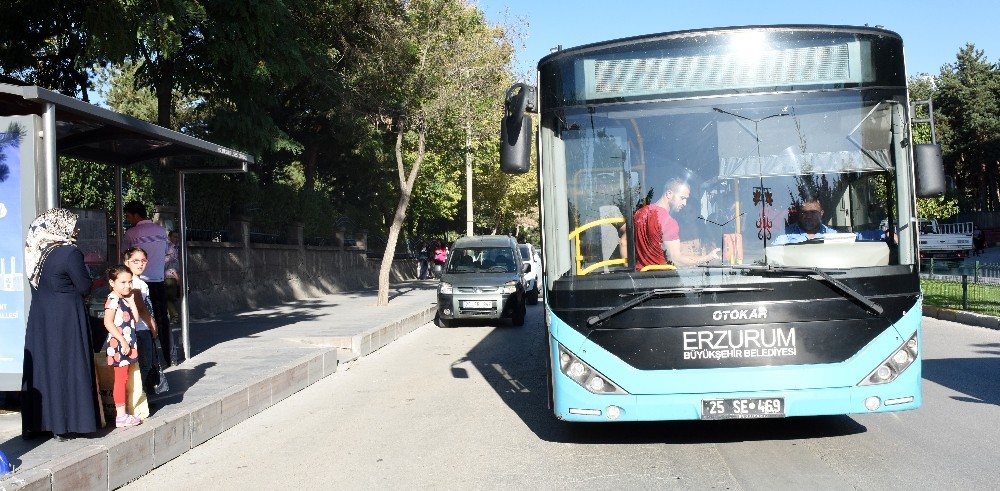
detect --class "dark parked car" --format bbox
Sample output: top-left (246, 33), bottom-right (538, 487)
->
top-left (436, 235), bottom-right (527, 327)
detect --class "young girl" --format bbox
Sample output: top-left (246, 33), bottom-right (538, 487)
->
top-left (123, 247), bottom-right (159, 397)
top-left (103, 265), bottom-right (154, 428)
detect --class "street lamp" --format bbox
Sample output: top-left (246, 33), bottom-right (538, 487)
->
top-left (466, 121), bottom-right (473, 237)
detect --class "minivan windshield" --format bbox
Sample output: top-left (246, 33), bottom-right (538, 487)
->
top-left (447, 247), bottom-right (517, 273)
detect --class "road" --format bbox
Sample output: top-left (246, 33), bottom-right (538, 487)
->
top-left (124, 305), bottom-right (1000, 490)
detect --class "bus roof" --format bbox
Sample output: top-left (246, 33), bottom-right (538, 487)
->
top-left (538, 24), bottom-right (902, 69)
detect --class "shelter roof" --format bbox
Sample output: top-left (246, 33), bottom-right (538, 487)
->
top-left (0, 83), bottom-right (253, 169)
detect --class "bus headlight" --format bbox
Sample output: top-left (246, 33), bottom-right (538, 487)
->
top-left (439, 282), bottom-right (453, 294)
top-left (557, 344), bottom-right (628, 395)
top-left (859, 333), bottom-right (918, 386)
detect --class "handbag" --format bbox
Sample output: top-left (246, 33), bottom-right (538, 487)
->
top-left (152, 339), bottom-right (170, 394)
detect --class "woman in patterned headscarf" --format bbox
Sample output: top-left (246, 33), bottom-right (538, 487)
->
top-left (21, 208), bottom-right (101, 441)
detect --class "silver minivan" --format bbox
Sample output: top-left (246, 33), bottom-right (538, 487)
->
top-left (436, 235), bottom-right (527, 327)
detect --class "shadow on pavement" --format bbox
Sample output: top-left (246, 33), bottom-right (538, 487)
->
top-left (186, 285), bottom-right (430, 356)
top-left (188, 300), bottom-right (328, 355)
top-left (923, 356), bottom-right (1000, 406)
top-left (148, 361), bottom-right (217, 408)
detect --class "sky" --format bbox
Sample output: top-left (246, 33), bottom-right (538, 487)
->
top-left (475, 0), bottom-right (998, 78)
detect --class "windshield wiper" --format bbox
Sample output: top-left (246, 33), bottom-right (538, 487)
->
top-left (707, 265), bottom-right (883, 316)
top-left (586, 287), bottom-right (772, 327)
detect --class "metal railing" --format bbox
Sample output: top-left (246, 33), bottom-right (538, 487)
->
top-left (920, 260), bottom-right (1000, 317)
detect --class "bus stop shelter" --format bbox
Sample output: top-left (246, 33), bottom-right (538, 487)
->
top-left (0, 83), bottom-right (253, 390)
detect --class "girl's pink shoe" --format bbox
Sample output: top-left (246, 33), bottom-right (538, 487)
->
top-left (115, 414), bottom-right (142, 428)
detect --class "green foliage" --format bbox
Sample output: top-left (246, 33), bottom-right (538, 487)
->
top-left (59, 159), bottom-right (115, 211)
top-left (7, 0), bottom-right (527, 254)
top-left (182, 174), bottom-right (239, 232)
top-left (0, 1), bottom-right (114, 100)
top-left (59, 158), bottom-right (156, 228)
top-left (921, 277), bottom-right (1000, 317)
top-left (908, 76), bottom-right (936, 145)
top-left (474, 139), bottom-right (538, 234)
top-left (916, 195), bottom-right (961, 220)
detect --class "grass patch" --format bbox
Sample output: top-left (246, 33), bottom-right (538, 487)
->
top-left (921, 277), bottom-right (1000, 316)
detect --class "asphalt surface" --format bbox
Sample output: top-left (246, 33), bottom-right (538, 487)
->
top-left (0, 280), bottom-right (438, 490)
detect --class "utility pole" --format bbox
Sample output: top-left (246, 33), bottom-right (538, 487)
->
top-left (466, 121), bottom-right (473, 236)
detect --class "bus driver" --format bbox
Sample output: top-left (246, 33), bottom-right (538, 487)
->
top-left (773, 196), bottom-right (834, 245)
top-left (619, 177), bottom-right (721, 270)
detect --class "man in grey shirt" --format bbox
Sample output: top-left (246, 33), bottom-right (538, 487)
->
top-left (123, 201), bottom-right (173, 365)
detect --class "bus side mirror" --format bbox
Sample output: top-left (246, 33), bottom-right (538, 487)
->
top-left (914, 144), bottom-right (946, 197)
top-left (500, 83), bottom-right (536, 174)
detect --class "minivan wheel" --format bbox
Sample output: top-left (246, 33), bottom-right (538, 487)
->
top-left (511, 296), bottom-right (526, 326)
top-left (527, 288), bottom-right (539, 305)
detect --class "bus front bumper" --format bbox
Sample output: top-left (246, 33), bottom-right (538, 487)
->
top-left (552, 368), bottom-right (922, 422)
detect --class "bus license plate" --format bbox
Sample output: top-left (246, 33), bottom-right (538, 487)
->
top-left (702, 398), bottom-right (785, 420)
top-left (462, 300), bottom-right (493, 309)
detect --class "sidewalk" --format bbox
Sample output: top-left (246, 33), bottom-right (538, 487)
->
top-left (0, 280), bottom-right (438, 490)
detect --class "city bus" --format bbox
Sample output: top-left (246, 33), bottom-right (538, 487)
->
top-left (499, 25), bottom-right (946, 421)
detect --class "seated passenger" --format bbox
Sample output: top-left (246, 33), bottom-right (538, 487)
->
top-left (772, 197), bottom-right (834, 245)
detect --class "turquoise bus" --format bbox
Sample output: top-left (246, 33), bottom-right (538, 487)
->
top-left (500, 25), bottom-right (945, 421)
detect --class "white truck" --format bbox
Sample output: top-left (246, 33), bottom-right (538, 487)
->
top-left (917, 218), bottom-right (974, 259)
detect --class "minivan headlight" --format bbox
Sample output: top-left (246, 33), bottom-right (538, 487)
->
top-left (501, 281), bottom-right (518, 294)
top-left (439, 282), bottom-right (453, 294)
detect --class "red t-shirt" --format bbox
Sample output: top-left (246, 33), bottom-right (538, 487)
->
top-left (633, 204), bottom-right (678, 271)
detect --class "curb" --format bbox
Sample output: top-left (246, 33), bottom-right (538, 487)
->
top-left (923, 306), bottom-right (1000, 331)
top-left (353, 305), bottom-right (437, 358)
top-left (0, 307), bottom-right (434, 491)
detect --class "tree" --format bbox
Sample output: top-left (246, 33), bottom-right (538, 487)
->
top-left (917, 195), bottom-right (961, 221)
top-left (909, 75), bottom-right (961, 219)
top-left (2, 0), bottom-right (532, 300)
top-left (935, 44), bottom-right (1000, 212)
top-left (363, 0), bottom-right (519, 305)
top-left (474, 139), bottom-right (537, 234)
top-left (0, 0), bottom-right (137, 99)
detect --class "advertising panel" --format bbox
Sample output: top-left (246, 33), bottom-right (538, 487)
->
top-left (0, 116), bottom-right (39, 390)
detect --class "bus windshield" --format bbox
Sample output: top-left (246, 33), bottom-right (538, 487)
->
top-left (542, 90), bottom-right (910, 279)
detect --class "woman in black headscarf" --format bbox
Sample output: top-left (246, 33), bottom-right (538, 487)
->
top-left (21, 208), bottom-right (100, 441)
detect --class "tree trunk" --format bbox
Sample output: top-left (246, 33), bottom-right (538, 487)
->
top-left (377, 125), bottom-right (426, 305)
top-left (303, 143), bottom-right (318, 195)
top-left (155, 58), bottom-right (175, 129)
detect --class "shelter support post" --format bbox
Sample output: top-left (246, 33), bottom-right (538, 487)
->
top-left (177, 164), bottom-right (246, 363)
top-left (178, 171), bottom-right (191, 362)
top-left (43, 103), bottom-right (57, 209)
